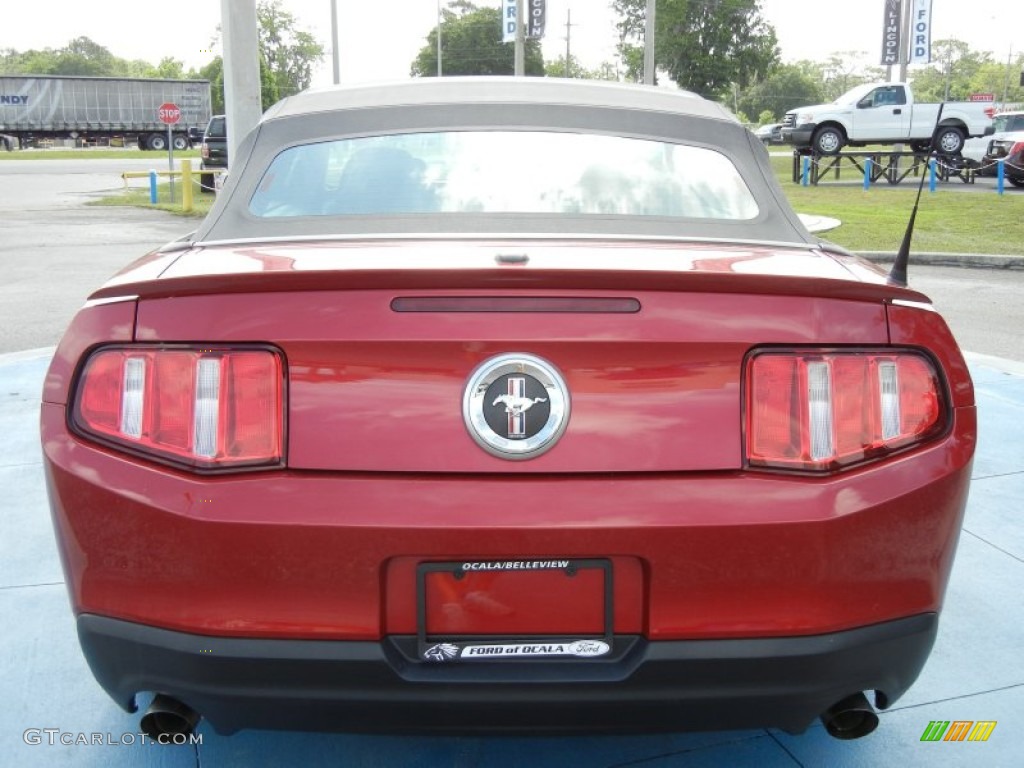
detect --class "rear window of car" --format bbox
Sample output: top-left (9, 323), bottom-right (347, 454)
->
top-left (992, 114), bottom-right (1024, 132)
top-left (247, 131), bottom-right (759, 221)
top-left (205, 117), bottom-right (226, 139)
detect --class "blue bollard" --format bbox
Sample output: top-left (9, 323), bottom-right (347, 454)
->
top-left (802, 156), bottom-right (810, 186)
top-left (997, 159), bottom-right (1005, 196)
top-left (863, 158), bottom-right (872, 190)
top-left (929, 159), bottom-right (937, 193)
top-left (149, 171), bottom-right (158, 204)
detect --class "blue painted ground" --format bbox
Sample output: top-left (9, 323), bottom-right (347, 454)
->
top-left (2, 349), bottom-right (1021, 767)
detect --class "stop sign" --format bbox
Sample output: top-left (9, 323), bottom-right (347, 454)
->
top-left (158, 102), bottom-right (181, 125)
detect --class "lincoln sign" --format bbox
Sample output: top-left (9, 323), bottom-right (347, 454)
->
top-left (880, 0), bottom-right (901, 66)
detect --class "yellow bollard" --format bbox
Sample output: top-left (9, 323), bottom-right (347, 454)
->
top-left (181, 159), bottom-right (193, 213)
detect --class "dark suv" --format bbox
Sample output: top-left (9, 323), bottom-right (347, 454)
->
top-left (199, 115), bottom-right (227, 193)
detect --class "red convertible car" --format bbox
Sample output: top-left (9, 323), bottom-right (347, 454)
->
top-left (42, 78), bottom-right (975, 741)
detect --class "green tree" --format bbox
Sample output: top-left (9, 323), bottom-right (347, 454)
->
top-left (736, 63), bottom-right (822, 121)
top-left (411, 1), bottom-right (544, 77)
top-left (545, 53), bottom-right (589, 79)
top-left (118, 58), bottom-right (162, 78)
top-left (817, 51), bottom-right (884, 101)
top-left (208, 1), bottom-right (323, 110)
top-left (52, 37), bottom-right (118, 75)
top-left (258, 55), bottom-right (280, 110)
top-left (256, 0), bottom-right (324, 101)
top-left (969, 51), bottom-right (1024, 105)
top-left (544, 54), bottom-right (618, 80)
top-left (613, 0), bottom-right (779, 98)
top-left (907, 40), bottom-right (980, 102)
top-left (903, 39), bottom-right (1020, 104)
top-left (152, 56), bottom-right (186, 80)
top-left (198, 58), bottom-right (226, 114)
top-left (1, 47), bottom-right (58, 74)
top-left (0, 39), bottom-right (190, 80)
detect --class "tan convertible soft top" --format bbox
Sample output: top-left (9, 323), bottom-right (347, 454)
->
top-left (195, 77), bottom-right (814, 249)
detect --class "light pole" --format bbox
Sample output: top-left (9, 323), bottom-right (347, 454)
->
top-left (514, 0), bottom-right (525, 76)
top-left (220, 0), bottom-right (262, 166)
top-left (437, 0), bottom-right (443, 77)
top-left (643, 0), bottom-right (656, 85)
top-left (1002, 44), bottom-right (1014, 106)
top-left (330, 0), bottom-right (340, 84)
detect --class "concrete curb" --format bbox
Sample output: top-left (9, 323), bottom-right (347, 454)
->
top-left (858, 251), bottom-right (1024, 269)
top-left (0, 346), bottom-right (54, 364)
top-left (963, 351), bottom-right (1024, 378)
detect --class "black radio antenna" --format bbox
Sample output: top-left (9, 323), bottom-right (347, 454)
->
top-left (890, 102), bottom-right (946, 287)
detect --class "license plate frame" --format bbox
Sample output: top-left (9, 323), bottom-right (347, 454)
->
top-left (416, 558), bottom-right (614, 662)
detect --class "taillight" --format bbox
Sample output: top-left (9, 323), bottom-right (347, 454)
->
top-left (745, 349), bottom-right (946, 472)
top-left (72, 346), bottom-right (284, 470)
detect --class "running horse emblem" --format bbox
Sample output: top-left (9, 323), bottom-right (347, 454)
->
top-left (492, 394), bottom-right (548, 415)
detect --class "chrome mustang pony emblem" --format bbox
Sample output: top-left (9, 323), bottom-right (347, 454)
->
top-left (463, 354), bottom-right (570, 460)
top-left (492, 394), bottom-right (548, 414)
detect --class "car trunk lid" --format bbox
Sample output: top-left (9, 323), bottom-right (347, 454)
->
top-left (125, 240), bottom-right (903, 473)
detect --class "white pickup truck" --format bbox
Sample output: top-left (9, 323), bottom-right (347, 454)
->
top-left (782, 82), bottom-right (994, 155)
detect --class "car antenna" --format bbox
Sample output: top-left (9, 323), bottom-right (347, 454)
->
top-left (890, 102), bottom-right (945, 287)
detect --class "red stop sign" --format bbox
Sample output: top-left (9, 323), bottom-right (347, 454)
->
top-left (158, 102), bottom-right (181, 124)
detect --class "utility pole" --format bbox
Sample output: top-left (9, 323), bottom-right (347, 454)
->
top-left (565, 8), bottom-right (572, 78)
top-left (514, 0), bottom-right (525, 76)
top-left (437, 0), bottom-right (443, 77)
top-left (330, 0), bottom-right (340, 84)
top-left (220, 0), bottom-right (263, 167)
top-left (643, 0), bottom-right (656, 85)
top-left (893, 0), bottom-right (913, 159)
top-left (1002, 44), bottom-right (1014, 105)
top-left (898, 0), bottom-right (912, 83)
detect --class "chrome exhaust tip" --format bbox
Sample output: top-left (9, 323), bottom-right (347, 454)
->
top-left (140, 694), bottom-right (201, 740)
top-left (820, 692), bottom-right (879, 740)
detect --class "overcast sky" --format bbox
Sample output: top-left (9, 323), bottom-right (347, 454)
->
top-left (2, 0), bottom-right (1019, 87)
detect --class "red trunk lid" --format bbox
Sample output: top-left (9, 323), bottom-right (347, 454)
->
top-left (122, 240), bottom-right (899, 473)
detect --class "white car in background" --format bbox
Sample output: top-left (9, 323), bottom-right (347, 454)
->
top-left (962, 110), bottom-right (1024, 172)
top-left (754, 122), bottom-right (784, 145)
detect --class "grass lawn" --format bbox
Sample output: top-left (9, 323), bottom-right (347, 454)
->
top-left (773, 156), bottom-right (1023, 255)
top-left (89, 181), bottom-right (215, 217)
top-left (0, 148), bottom-right (200, 161)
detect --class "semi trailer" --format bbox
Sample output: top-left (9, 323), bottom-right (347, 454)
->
top-left (0, 75), bottom-right (211, 150)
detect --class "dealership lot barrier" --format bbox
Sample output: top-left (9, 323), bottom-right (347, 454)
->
top-left (121, 160), bottom-right (226, 211)
top-left (792, 150), bottom-right (977, 187)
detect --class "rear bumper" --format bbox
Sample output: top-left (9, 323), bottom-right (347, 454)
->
top-left (79, 612), bottom-right (938, 735)
top-left (43, 401), bottom-right (976, 643)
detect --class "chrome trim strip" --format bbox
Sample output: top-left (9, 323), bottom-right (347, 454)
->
top-left (82, 295), bottom-right (139, 308)
top-left (889, 299), bottom-right (937, 312)
top-left (192, 233), bottom-right (819, 250)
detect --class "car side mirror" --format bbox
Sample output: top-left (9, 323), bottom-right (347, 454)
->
top-left (983, 126), bottom-right (995, 136)
top-left (857, 98), bottom-right (873, 109)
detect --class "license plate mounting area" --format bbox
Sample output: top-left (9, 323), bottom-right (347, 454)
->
top-left (416, 558), bottom-right (613, 663)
